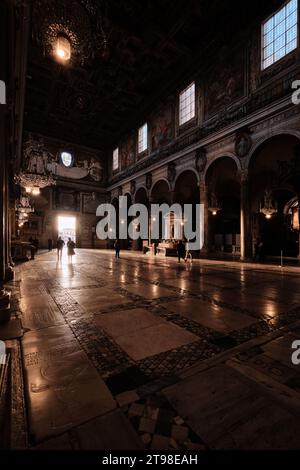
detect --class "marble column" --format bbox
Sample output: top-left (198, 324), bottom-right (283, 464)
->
top-left (240, 170), bottom-right (252, 261)
top-left (297, 195), bottom-right (300, 259)
top-left (0, 0), bottom-right (11, 322)
top-left (0, 109), bottom-right (11, 322)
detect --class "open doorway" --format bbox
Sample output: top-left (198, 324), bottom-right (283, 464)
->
top-left (57, 216), bottom-right (76, 244)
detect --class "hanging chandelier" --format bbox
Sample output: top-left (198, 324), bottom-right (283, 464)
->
top-left (32, 0), bottom-right (108, 66)
top-left (208, 193), bottom-right (221, 216)
top-left (15, 196), bottom-right (35, 215)
top-left (260, 189), bottom-right (277, 219)
top-left (15, 137), bottom-right (56, 196)
top-left (15, 196), bottom-right (34, 228)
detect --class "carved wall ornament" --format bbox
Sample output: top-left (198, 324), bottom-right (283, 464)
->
top-left (235, 132), bottom-right (252, 157)
top-left (167, 162), bottom-right (176, 183)
top-left (146, 172), bottom-right (152, 190)
top-left (118, 186), bottom-right (123, 197)
top-left (195, 148), bottom-right (207, 173)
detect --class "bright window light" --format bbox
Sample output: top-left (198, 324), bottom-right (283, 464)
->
top-left (138, 123), bottom-right (148, 153)
top-left (262, 0), bottom-right (298, 70)
top-left (113, 147), bottom-right (119, 170)
top-left (179, 82), bottom-right (195, 126)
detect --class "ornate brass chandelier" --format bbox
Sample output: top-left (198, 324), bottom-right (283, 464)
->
top-left (15, 196), bottom-right (34, 215)
top-left (32, 0), bottom-right (108, 66)
top-left (15, 137), bottom-right (56, 196)
top-left (15, 196), bottom-right (35, 228)
top-left (208, 193), bottom-right (221, 216)
top-left (260, 189), bottom-right (277, 219)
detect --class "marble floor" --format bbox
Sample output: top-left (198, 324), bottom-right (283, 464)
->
top-left (3, 249), bottom-right (300, 449)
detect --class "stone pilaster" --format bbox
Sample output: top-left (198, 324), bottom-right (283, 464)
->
top-left (0, 0), bottom-right (11, 322)
top-left (199, 180), bottom-right (209, 254)
top-left (240, 170), bottom-right (252, 261)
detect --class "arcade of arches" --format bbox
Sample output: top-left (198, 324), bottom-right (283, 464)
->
top-left (113, 135), bottom-right (300, 262)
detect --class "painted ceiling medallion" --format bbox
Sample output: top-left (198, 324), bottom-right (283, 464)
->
top-left (32, 0), bottom-right (108, 66)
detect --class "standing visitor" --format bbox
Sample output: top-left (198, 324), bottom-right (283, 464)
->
top-left (114, 239), bottom-right (120, 259)
top-left (56, 236), bottom-right (65, 260)
top-left (48, 238), bottom-right (53, 251)
top-left (33, 238), bottom-right (39, 253)
top-left (67, 237), bottom-right (76, 263)
top-left (177, 240), bottom-right (185, 263)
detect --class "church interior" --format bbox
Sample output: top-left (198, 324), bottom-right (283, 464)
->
top-left (1, 0), bottom-right (300, 455)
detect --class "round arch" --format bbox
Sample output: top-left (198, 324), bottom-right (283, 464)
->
top-left (204, 152), bottom-right (241, 181)
top-left (150, 179), bottom-right (171, 204)
top-left (174, 170), bottom-right (199, 205)
top-left (123, 192), bottom-right (132, 201)
top-left (248, 132), bottom-right (300, 258)
top-left (174, 168), bottom-right (199, 187)
top-left (134, 186), bottom-right (149, 205)
top-left (246, 130), bottom-right (300, 169)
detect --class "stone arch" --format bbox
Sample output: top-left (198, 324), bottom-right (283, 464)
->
top-left (174, 170), bottom-right (199, 205)
top-left (205, 156), bottom-right (241, 254)
top-left (134, 186), bottom-right (149, 205)
top-left (204, 152), bottom-right (241, 181)
top-left (150, 179), bottom-right (171, 204)
top-left (248, 132), bottom-right (300, 258)
top-left (246, 130), bottom-right (300, 169)
top-left (174, 168), bottom-right (199, 187)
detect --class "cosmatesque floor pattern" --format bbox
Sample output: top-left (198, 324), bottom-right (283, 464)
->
top-left (4, 249), bottom-right (300, 449)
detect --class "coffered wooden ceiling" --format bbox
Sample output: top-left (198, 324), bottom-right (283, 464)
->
top-left (24, 0), bottom-right (283, 151)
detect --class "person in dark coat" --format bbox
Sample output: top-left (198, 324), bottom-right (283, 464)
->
top-left (33, 238), bottom-right (39, 252)
top-left (177, 240), bottom-right (185, 263)
top-left (114, 239), bottom-right (120, 259)
top-left (56, 236), bottom-right (65, 260)
top-left (48, 238), bottom-right (53, 251)
top-left (67, 237), bottom-right (76, 263)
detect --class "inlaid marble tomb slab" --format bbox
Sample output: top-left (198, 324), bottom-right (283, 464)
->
top-left (95, 308), bottom-right (198, 361)
top-left (22, 324), bottom-right (116, 443)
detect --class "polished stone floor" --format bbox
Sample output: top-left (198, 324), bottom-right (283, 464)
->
top-left (4, 249), bottom-right (300, 449)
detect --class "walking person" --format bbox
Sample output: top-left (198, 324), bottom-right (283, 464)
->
top-left (114, 238), bottom-right (120, 259)
top-left (177, 240), bottom-right (185, 263)
top-left (67, 238), bottom-right (76, 263)
top-left (56, 236), bottom-right (65, 261)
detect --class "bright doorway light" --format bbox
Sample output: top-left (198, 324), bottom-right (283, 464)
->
top-left (57, 216), bottom-right (76, 244)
